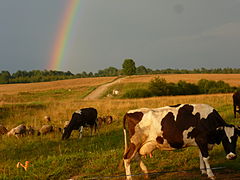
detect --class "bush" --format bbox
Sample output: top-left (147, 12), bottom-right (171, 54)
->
top-left (149, 77), bottom-right (170, 96)
top-left (198, 79), bottom-right (235, 94)
top-left (121, 89), bottom-right (152, 98)
top-left (177, 80), bottom-right (199, 95)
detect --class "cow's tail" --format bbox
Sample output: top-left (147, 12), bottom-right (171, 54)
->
top-left (118, 114), bottom-right (128, 170)
top-left (123, 114), bottom-right (128, 155)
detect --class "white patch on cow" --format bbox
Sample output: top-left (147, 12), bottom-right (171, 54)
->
top-left (192, 104), bottom-right (214, 119)
top-left (226, 152), bottom-right (236, 160)
top-left (224, 126), bottom-right (234, 143)
top-left (128, 108), bottom-right (151, 114)
top-left (75, 110), bottom-right (82, 114)
top-left (183, 127), bottom-right (197, 147)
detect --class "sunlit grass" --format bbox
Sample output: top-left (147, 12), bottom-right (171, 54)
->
top-left (0, 75), bottom-right (240, 179)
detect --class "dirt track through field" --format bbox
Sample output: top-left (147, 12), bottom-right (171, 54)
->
top-left (83, 77), bottom-right (126, 100)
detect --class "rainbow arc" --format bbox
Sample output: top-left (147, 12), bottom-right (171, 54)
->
top-left (48, 0), bottom-right (81, 70)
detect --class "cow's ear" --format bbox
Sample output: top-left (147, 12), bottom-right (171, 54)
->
top-left (235, 126), bottom-right (240, 136)
top-left (216, 126), bottom-right (224, 131)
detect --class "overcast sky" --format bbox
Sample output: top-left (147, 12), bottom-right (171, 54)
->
top-left (1, 0), bottom-right (240, 74)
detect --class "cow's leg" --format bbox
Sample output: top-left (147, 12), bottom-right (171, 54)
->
top-left (79, 126), bottom-right (83, 139)
top-left (124, 158), bottom-right (132, 180)
top-left (197, 142), bottom-right (215, 180)
top-left (123, 143), bottom-right (138, 180)
top-left (199, 151), bottom-right (207, 175)
top-left (234, 104), bottom-right (236, 118)
top-left (135, 153), bottom-right (148, 179)
top-left (202, 156), bottom-right (215, 180)
top-left (94, 121), bottom-right (98, 134)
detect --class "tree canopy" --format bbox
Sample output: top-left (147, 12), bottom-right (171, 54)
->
top-left (122, 59), bottom-right (136, 75)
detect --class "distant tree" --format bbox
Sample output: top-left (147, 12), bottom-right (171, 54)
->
top-left (106, 67), bottom-right (119, 76)
top-left (148, 77), bottom-right (170, 96)
top-left (0, 71), bottom-right (11, 84)
top-left (122, 59), bottom-right (136, 75)
top-left (136, 65), bottom-right (148, 75)
top-left (95, 67), bottom-right (119, 77)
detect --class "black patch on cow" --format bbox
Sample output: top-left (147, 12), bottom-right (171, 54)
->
top-left (169, 104), bottom-right (181, 108)
top-left (161, 112), bottom-right (184, 148)
top-left (161, 104), bottom-right (229, 150)
top-left (161, 104), bottom-right (200, 149)
top-left (156, 136), bottom-right (164, 144)
top-left (124, 143), bottom-right (136, 159)
top-left (124, 112), bottom-right (143, 138)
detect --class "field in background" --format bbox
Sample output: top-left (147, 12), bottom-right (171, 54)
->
top-left (0, 76), bottom-right (117, 95)
top-left (0, 74), bottom-right (240, 179)
top-left (1, 74), bottom-right (239, 96)
top-left (121, 74), bottom-right (240, 86)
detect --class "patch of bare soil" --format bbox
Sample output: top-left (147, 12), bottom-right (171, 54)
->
top-left (84, 77), bottom-right (126, 100)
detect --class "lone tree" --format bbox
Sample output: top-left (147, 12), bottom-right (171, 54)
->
top-left (122, 59), bottom-right (136, 75)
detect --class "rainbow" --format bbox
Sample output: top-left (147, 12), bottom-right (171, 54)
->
top-left (48, 0), bottom-right (81, 70)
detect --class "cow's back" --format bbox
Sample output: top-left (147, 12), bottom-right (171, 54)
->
top-left (69, 108), bottom-right (97, 128)
top-left (126, 104), bottom-right (226, 150)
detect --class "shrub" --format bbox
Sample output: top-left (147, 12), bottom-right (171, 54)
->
top-left (176, 80), bottom-right (199, 95)
top-left (198, 79), bottom-right (235, 94)
top-left (121, 89), bottom-right (152, 98)
top-left (149, 77), bottom-right (170, 96)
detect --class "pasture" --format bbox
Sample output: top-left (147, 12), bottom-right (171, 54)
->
top-left (0, 74), bottom-right (240, 179)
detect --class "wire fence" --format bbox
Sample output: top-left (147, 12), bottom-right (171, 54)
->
top-left (82, 166), bottom-right (225, 179)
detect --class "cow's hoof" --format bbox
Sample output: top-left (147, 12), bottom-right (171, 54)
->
top-left (144, 174), bottom-right (149, 179)
top-left (201, 170), bottom-right (207, 175)
top-left (208, 176), bottom-right (216, 180)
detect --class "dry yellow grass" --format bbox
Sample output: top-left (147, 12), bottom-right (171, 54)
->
top-left (0, 75), bottom-right (237, 128)
top-left (123, 74), bottom-right (240, 86)
top-left (46, 93), bottom-right (234, 127)
top-left (0, 76), bottom-right (117, 95)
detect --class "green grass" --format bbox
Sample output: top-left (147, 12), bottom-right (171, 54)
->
top-left (101, 82), bottom-right (149, 98)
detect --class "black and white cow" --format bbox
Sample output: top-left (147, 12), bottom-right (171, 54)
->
top-left (123, 104), bottom-right (240, 180)
top-left (62, 107), bottom-right (98, 140)
top-left (233, 91), bottom-right (240, 118)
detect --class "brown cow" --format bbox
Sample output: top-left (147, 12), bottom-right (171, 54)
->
top-left (97, 116), bottom-right (113, 128)
top-left (233, 91), bottom-right (240, 118)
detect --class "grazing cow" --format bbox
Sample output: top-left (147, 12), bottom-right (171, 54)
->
top-left (44, 116), bottom-right (51, 122)
top-left (26, 126), bottom-right (35, 135)
top-left (123, 104), bottom-right (240, 180)
top-left (62, 108), bottom-right (98, 140)
top-left (38, 125), bottom-right (54, 135)
top-left (233, 91), bottom-right (240, 118)
top-left (7, 124), bottom-right (27, 138)
top-left (0, 125), bottom-right (8, 135)
top-left (98, 116), bottom-right (113, 128)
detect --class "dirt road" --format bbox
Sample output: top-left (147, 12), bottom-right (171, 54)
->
top-left (83, 77), bottom-right (125, 100)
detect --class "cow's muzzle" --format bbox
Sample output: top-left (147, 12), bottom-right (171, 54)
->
top-left (226, 152), bottom-right (237, 160)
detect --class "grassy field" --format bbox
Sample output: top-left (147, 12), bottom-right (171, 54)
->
top-left (0, 74), bottom-right (240, 179)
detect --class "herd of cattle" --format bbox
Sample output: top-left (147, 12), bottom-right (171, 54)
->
top-left (0, 111), bottom-right (113, 139)
top-left (1, 91), bottom-right (240, 179)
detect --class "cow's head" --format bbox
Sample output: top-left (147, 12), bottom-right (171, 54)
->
top-left (61, 127), bottom-right (72, 140)
top-left (217, 125), bottom-right (240, 160)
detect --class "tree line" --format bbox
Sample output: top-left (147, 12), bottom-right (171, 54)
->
top-left (122, 77), bottom-right (240, 99)
top-left (1, 59), bottom-right (240, 84)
